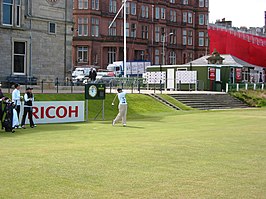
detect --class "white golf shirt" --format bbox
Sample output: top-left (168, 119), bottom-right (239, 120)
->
top-left (118, 91), bottom-right (127, 105)
top-left (12, 89), bottom-right (21, 106)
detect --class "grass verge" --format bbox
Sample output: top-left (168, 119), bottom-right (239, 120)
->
top-left (230, 90), bottom-right (266, 107)
top-left (158, 94), bottom-right (194, 110)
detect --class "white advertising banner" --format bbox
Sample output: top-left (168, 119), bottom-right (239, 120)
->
top-left (28, 101), bottom-right (85, 124)
top-left (167, 69), bottom-right (175, 89)
top-left (143, 72), bottom-right (166, 84)
top-left (176, 71), bottom-right (197, 84)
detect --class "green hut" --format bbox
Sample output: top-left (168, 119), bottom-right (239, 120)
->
top-left (147, 51), bottom-right (263, 91)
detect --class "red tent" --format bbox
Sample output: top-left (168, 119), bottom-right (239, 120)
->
top-left (208, 26), bottom-right (266, 68)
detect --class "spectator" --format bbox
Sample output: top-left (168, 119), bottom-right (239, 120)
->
top-left (21, 87), bottom-right (36, 129)
top-left (89, 68), bottom-right (97, 82)
top-left (12, 83), bottom-right (21, 128)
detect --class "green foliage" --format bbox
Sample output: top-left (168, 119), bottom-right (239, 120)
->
top-left (230, 90), bottom-right (266, 107)
top-left (0, 109), bottom-right (266, 198)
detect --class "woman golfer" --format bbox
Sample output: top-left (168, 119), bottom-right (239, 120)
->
top-left (112, 88), bottom-right (127, 127)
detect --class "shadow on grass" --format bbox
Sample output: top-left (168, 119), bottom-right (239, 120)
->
top-left (0, 123), bottom-right (80, 138)
top-left (114, 125), bottom-right (145, 129)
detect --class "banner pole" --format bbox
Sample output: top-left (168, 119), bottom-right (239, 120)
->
top-left (102, 100), bottom-right (104, 121)
top-left (86, 99), bottom-right (89, 122)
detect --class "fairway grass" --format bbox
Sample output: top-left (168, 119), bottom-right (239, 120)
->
top-left (0, 109), bottom-right (266, 198)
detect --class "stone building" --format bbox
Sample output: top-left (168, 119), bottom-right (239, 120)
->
top-left (0, 0), bottom-right (73, 83)
top-left (72, 0), bottom-right (209, 69)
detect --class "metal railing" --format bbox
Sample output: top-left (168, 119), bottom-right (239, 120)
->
top-left (226, 83), bottom-right (265, 92)
top-left (1, 77), bottom-right (208, 94)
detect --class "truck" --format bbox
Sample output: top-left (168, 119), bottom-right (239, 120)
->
top-left (107, 61), bottom-right (151, 77)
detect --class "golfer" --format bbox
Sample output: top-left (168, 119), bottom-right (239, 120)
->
top-left (112, 88), bottom-right (127, 127)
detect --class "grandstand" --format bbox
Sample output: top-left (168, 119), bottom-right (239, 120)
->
top-left (208, 24), bottom-right (266, 68)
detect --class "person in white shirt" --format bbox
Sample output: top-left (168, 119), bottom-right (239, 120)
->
top-left (112, 88), bottom-right (127, 127)
top-left (12, 84), bottom-right (21, 125)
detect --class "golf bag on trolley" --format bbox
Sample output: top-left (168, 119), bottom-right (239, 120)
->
top-left (1, 98), bottom-right (14, 132)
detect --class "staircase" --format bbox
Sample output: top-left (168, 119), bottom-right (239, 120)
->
top-left (169, 93), bottom-right (249, 110)
top-left (149, 94), bottom-right (180, 111)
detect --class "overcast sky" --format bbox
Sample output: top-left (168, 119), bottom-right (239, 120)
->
top-left (209, 0), bottom-right (266, 28)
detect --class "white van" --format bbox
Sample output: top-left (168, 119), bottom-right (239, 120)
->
top-left (107, 61), bottom-right (151, 77)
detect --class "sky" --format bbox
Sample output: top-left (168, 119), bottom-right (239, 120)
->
top-left (209, 0), bottom-right (266, 28)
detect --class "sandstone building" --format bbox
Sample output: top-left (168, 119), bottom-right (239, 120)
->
top-left (0, 0), bottom-right (73, 83)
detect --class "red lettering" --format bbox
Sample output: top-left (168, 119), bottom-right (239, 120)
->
top-left (41, 107), bottom-right (45, 119)
top-left (56, 106), bottom-right (67, 118)
top-left (46, 106), bottom-right (55, 118)
top-left (69, 106), bottom-right (78, 117)
top-left (32, 107), bottom-right (39, 119)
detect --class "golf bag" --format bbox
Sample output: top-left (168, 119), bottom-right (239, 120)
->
top-left (1, 100), bottom-right (14, 132)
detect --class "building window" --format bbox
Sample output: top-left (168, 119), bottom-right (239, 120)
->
top-left (91, 18), bottom-right (99, 37)
top-left (2, 0), bottom-right (22, 27)
top-left (108, 21), bottom-right (116, 36)
top-left (188, 12), bottom-right (193, 24)
top-left (155, 7), bottom-right (160, 19)
top-left (77, 46), bottom-right (88, 63)
top-left (78, 17), bottom-right (88, 36)
top-left (155, 49), bottom-right (160, 65)
top-left (161, 8), bottom-right (165, 20)
top-left (199, 31), bottom-right (204, 46)
top-left (141, 5), bottom-right (148, 18)
top-left (205, 32), bottom-right (209, 47)
top-left (188, 30), bottom-right (193, 45)
top-left (131, 23), bottom-right (136, 38)
top-left (15, 0), bottom-right (21, 27)
top-left (199, 14), bottom-right (204, 25)
top-left (183, 0), bottom-right (188, 5)
top-left (160, 27), bottom-right (165, 42)
top-left (109, 0), bottom-right (116, 13)
top-left (78, 0), bottom-right (88, 9)
top-left (3, 0), bottom-right (14, 26)
top-left (49, 22), bottom-right (56, 34)
top-left (13, 41), bottom-right (26, 74)
top-left (205, 0), bottom-right (209, 7)
top-left (182, 30), bottom-right (187, 45)
top-left (108, 47), bottom-right (116, 64)
top-left (126, 23), bottom-right (130, 37)
top-left (205, 14), bottom-right (209, 25)
top-left (92, 0), bottom-right (99, 10)
top-left (170, 10), bottom-right (176, 22)
top-left (188, 52), bottom-right (193, 62)
top-left (169, 51), bottom-right (176, 65)
top-left (131, 2), bottom-right (136, 15)
top-left (182, 12), bottom-right (187, 23)
top-left (155, 26), bottom-right (160, 42)
top-left (142, 25), bottom-right (148, 39)
top-left (199, 0), bottom-right (204, 7)
top-left (169, 29), bottom-right (176, 44)
top-left (126, 2), bottom-right (130, 14)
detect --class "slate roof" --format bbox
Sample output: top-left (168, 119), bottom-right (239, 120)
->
top-left (185, 54), bottom-right (261, 68)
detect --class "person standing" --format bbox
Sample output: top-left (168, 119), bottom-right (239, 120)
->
top-left (0, 83), bottom-right (4, 99)
top-left (89, 68), bottom-right (97, 82)
top-left (0, 83), bottom-right (4, 124)
top-left (12, 84), bottom-right (21, 127)
top-left (112, 88), bottom-right (127, 127)
top-left (21, 87), bottom-right (35, 129)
